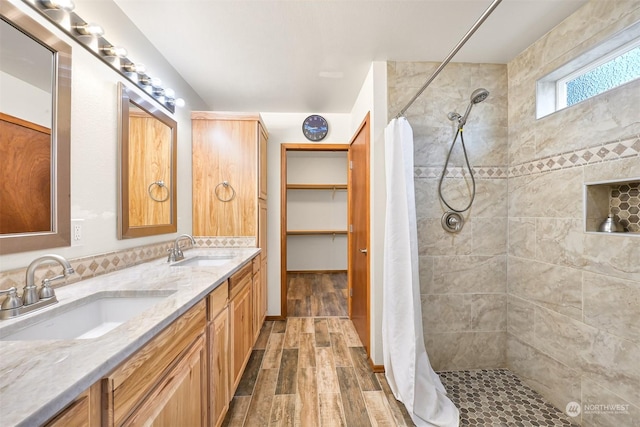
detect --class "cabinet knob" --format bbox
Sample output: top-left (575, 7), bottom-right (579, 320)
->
top-left (359, 248), bottom-right (368, 254)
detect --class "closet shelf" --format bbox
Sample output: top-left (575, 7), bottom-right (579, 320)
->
top-left (287, 230), bottom-right (348, 235)
top-left (286, 184), bottom-right (347, 190)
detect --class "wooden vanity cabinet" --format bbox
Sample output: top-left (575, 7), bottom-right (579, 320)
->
top-left (102, 301), bottom-right (207, 427)
top-left (208, 281), bottom-right (230, 427)
top-left (229, 262), bottom-right (254, 394)
top-left (45, 257), bottom-right (264, 427)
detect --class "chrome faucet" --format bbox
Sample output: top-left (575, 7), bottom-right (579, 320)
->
top-left (0, 254), bottom-right (75, 320)
top-left (25, 254), bottom-right (75, 304)
top-left (167, 234), bottom-right (196, 262)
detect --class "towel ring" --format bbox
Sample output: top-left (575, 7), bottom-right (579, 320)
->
top-left (148, 180), bottom-right (170, 202)
top-left (215, 181), bottom-right (236, 202)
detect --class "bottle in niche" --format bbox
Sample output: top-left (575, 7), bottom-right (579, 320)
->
top-left (598, 214), bottom-right (621, 233)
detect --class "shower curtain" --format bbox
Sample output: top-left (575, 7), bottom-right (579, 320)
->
top-left (383, 118), bottom-right (459, 427)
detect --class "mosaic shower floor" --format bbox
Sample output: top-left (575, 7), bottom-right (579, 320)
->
top-left (439, 369), bottom-right (578, 426)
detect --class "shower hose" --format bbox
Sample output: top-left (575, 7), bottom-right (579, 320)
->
top-left (437, 127), bottom-right (476, 213)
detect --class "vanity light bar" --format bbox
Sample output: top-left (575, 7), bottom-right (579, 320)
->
top-left (27, 0), bottom-right (183, 113)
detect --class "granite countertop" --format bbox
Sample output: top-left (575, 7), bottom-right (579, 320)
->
top-left (0, 247), bottom-right (260, 427)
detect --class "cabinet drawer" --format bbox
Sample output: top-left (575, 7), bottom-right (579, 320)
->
top-left (229, 262), bottom-right (252, 298)
top-left (122, 335), bottom-right (207, 427)
top-left (208, 280), bottom-right (228, 320)
top-left (102, 300), bottom-right (206, 427)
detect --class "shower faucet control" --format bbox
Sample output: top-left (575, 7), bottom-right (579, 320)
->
top-left (441, 211), bottom-right (464, 233)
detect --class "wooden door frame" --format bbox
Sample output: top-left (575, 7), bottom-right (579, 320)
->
top-left (280, 143), bottom-right (350, 319)
top-left (347, 113), bottom-right (371, 355)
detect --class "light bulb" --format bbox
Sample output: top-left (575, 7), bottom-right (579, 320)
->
top-left (100, 45), bottom-right (127, 58)
top-left (164, 88), bottom-right (175, 99)
top-left (40, 0), bottom-right (75, 11)
top-left (138, 74), bottom-right (151, 86)
top-left (175, 98), bottom-right (185, 108)
top-left (150, 77), bottom-right (162, 88)
top-left (74, 23), bottom-right (104, 36)
top-left (122, 62), bottom-right (146, 74)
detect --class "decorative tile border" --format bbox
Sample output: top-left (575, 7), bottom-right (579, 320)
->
top-left (0, 236), bottom-right (257, 292)
top-left (195, 236), bottom-right (256, 248)
top-left (509, 135), bottom-right (639, 178)
top-left (0, 240), bottom-right (174, 292)
top-left (415, 166), bottom-right (508, 179)
top-left (415, 136), bottom-right (639, 180)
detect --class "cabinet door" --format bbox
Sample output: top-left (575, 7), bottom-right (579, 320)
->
top-left (123, 335), bottom-right (207, 427)
top-left (209, 307), bottom-right (230, 427)
top-left (230, 281), bottom-right (252, 393)
top-left (258, 198), bottom-right (267, 257)
top-left (258, 124), bottom-right (267, 201)
top-left (103, 301), bottom-right (206, 426)
top-left (192, 118), bottom-right (257, 237)
top-left (45, 383), bottom-right (100, 427)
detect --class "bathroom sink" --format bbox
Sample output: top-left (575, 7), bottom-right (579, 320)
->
top-left (0, 292), bottom-right (174, 341)
top-left (170, 255), bottom-right (235, 267)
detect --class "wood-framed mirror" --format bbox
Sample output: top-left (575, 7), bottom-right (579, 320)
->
top-left (0, 0), bottom-right (71, 255)
top-left (117, 82), bottom-right (177, 239)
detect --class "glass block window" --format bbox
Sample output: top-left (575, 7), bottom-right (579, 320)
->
top-left (559, 40), bottom-right (640, 108)
top-left (536, 21), bottom-right (640, 119)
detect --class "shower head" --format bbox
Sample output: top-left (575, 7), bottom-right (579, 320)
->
top-left (459, 88), bottom-right (489, 127)
top-left (470, 88), bottom-right (489, 104)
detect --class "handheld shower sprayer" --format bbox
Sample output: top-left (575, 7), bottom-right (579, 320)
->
top-left (447, 88), bottom-right (489, 128)
top-left (439, 88), bottom-right (490, 231)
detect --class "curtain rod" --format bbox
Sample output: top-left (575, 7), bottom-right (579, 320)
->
top-left (395, 0), bottom-right (503, 119)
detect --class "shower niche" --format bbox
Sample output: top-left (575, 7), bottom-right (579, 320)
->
top-left (584, 178), bottom-right (640, 234)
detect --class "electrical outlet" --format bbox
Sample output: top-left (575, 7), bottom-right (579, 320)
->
top-left (71, 219), bottom-right (84, 246)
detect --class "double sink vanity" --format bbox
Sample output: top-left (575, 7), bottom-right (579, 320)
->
top-left (0, 247), bottom-right (264, 427)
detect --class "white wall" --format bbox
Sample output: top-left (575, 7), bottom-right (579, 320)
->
top-left (0, 0), bottom-right (207, 270)
top-left (261, 113), bottom-right (352, 316)
top-left (350, 62), bottom-right (388, 365)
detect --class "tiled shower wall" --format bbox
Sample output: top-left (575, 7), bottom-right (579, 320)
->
top-left (506, 1), bottom-right (640, 426)
top-left (388, 1), bottom-right (640, 425)
top-left (388, 61), bottom-right (509, 370)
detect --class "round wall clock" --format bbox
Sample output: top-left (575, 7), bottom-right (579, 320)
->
top-left (302, 115), bottom-right (328, 141)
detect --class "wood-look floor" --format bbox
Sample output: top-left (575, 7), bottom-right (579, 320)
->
top-left (222, 317), bottom-right (414, 426)
top-left (286, 272), bottom-right (348, 317)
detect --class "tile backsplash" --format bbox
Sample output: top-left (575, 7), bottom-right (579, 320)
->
top-left (611, 181), bottom-right (640, 232)
top-left (0, 236), bottom-right (255, 292)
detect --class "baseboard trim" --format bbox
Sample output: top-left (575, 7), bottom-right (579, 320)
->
top-left (265, 315), bottom-right (286, 321)
top-left (286, 270), bottom-right (348, 274)
top-left (370, 361), bottom-right (385, 373)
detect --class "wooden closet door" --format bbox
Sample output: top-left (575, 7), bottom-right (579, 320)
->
top-left (348, 114), bottom-right (370, 353)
